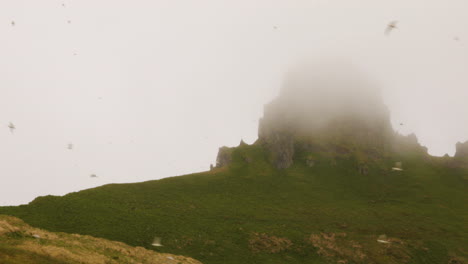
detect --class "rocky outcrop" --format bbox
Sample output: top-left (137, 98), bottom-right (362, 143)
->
top-left (358, 164), bottom-right (369, 175)
top-left (261, 130), bottom-right (295, 169)
top-left (452, 141), bottom-right (468, 168)
top-left (255, 62), bottom-right (399, 169)
top-left (216, 146), bottom-right (233, 167)
top-left (455, 141), bottom-right (468, 159)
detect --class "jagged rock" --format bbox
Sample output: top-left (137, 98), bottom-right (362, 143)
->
top-left (210, 164), bottom-right (214, 170)
top-left (255, 62), bottom-right (400, 169)
top-left (258, 128), bottom-right (295, 169)
top-left (455, 141), bottom-right (468, 159)
top-left (392, 133), bottom-right (428, 155)
top-left (453, 141), bottom-right (468, 168)
top-left (358, 164), bottom-right (369, 175)
top-left (216, 147), bottom-right (233, 167)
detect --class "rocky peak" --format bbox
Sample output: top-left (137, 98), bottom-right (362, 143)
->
top-left (455, 141), bottom-right (468, 159)
top-left (257, 62), bottom-right (396, 168)
top-left (216, 146), bottom-right (233, 168)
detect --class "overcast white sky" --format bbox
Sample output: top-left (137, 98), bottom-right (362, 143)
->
top-left (1, 0), bottom-right (467, 205)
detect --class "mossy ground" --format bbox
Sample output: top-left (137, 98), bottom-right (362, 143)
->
top-left (0, 143), bottom-right (466, 264)
top-left (0, 215), bottom-right (201, 264)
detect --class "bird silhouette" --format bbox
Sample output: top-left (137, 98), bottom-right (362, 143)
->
top-left (385, 21), bottom-right (398, 35)
top-left (152, 237), bottom-right (163, 247)
top-left (11, 21), bottom-right (15, 26)
top-left (90, 174), bottom-right (97, 178)
top-left (67, 143), bottom-right (73, 150)
top-left (8, 122), bottom-right (15, 133)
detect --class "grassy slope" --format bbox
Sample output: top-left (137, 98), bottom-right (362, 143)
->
top-left (0, 143), bottom-right (467, 264)
top-left (0, 215), bottom-right (201, 264)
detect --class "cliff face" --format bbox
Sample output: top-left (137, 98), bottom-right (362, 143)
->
top-left (455, 141), bottom-right (468, 159)
top-left (257, 62), bottom-right (398, 168)
top-left (216, 146), bottom-right (233, 167)
top-left (216, 61), bottom-right (431, 169)
top-left (454, 141), bottom-right (468, 168)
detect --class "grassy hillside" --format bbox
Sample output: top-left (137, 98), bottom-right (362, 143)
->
top-left (1, 143), bottom-right (467, 264)
top-left (0, 215), bottom-right (201, 264)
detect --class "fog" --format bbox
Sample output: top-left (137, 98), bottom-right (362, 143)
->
top-left (270, 60), bottom-right (388, 132)
top-left (1, 0), bottom-right (468, 205)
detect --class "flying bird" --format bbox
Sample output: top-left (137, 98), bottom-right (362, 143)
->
top-left (67, 143), bottom-right (73, 150)
top-left (11, 21), bottom-right (15, 26)
top-left (385, 21), bottom-right (398, 35)
top-left (90, 174), bottom-right (97, 178)
top-left (400, 123), bottom-right (403, 126)
top-left (152, 237), bottom-right (163, 247)
top-left (8, 122), bottom-right (15, 133)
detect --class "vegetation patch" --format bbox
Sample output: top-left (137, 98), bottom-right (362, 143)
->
top-left (248, 232), bottom-right (292, 253)
top-left (0, 215), bottom-right (201, 264)
top-left (308, 232), bottom-right (366, 263)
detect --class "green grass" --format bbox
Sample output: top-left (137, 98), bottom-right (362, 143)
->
top-left (1, 143), bottom-right (467, 264)
top-left (0, 215), bottom-right (201, 264)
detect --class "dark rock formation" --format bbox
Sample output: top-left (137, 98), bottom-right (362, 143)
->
top-left (258, 124), bottom-right (295, 169)
top-left (239, 139), bottom-right (247, 146)
top-left (455, 141), bottom-right (468, 159)
top-left (256, 61), bottom-right (398, 169)
top-left (217, 61), bottom-right (431, 170)
top-left (216, 146), bottom-right (233, 167)
top-left (358, 164), bottom-right (369, 175)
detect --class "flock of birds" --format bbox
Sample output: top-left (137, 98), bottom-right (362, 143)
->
top-left (5, 13), bottom-right (461, 178)
top-left (10, 15), bottom-right (460, 41)
top-left (7, 121), bottom-right (97, 178)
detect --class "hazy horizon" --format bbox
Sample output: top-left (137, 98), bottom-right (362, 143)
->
top-left (1, 0), bottom-right (468, 205)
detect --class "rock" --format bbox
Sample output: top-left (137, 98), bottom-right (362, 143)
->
top-left (216, 147), bottom-right (233, 167)
top-left (255, 62), bottom-right (399, 169)
top-left (243, 156), bottom-right (253, 163)
top-left (453, 141), bottom-right (468, 168)
top-left (210, 164), bottom-right (214, 170)
top-left (258, 128), bottom-right (295, 169)
top-left (239, 139), bottom-right (247, 146)
top-left (455, 141), bottom-right (468, 159)
top-left (358, 164), bottom-right (369, 175)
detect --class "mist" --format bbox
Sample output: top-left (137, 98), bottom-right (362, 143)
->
top-left (263, 60), bottom-right (389, 134)
top-left (1, 0), bottom-right (468, 205)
